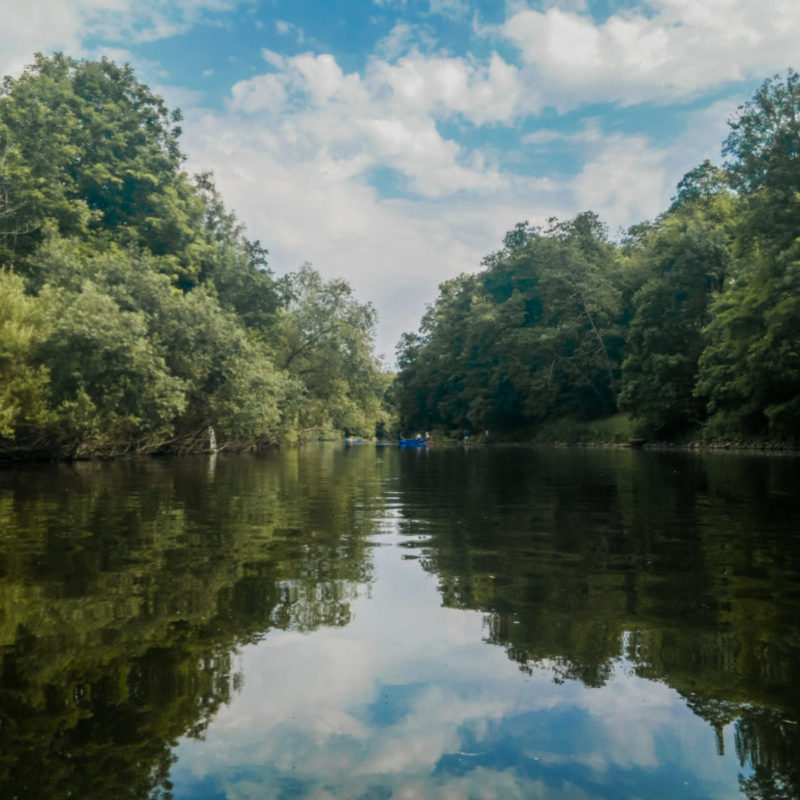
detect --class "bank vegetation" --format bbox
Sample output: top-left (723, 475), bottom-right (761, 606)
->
top-left (396, 71), bottom-right (800, 448)
top-left (0, 54), bottom-right (394, 459)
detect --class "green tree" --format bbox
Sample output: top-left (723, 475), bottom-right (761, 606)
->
top-left (397, 213), bottom-right (626, 433)
top-left (724, 69), bottom-right (800, 255)
top-left (0, 53), bottom-right (190, 265)
top-left (695, 249), bottom-right (800, 439)
top-left (0, 270), bottom-right (50, 441)
top-left (37, 280), bottom-right (187, 449)
top-left (277, 264), bottom-right (384, 437)
top-left (692, 71), bottom-right (800, 440)
top-left (619, 194), bottom-right (734, 438)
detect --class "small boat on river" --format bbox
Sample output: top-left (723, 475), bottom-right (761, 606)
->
top-left (398, 436), bottom-right (430, 447)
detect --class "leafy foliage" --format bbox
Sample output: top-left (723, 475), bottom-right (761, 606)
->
top-left (0, 54), bottom-right (387, 456)
top-left (398, 72), bottom-right (800, 444)
top-left (397, 213), bottom-right (626, 432)
top-left (619, 196), bottom-right (735, 437)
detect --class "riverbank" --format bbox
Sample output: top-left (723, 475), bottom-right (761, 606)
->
top-left (3, 424), bottom-right (798, 465)
top-left (427, 414), bottom-right (800, 455)
top-left (0, 434), bottom-right (277, 464)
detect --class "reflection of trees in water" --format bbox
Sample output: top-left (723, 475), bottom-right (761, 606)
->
top-left (396, 447), bottom-right (800, 797)
top-left (737, 710), bottom-right (800, 800)
top-left (0, 447), bottom-right (388, 799)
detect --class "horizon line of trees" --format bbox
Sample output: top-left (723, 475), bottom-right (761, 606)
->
top-left (0, 53), bottom-right (394, 458)
top-left (395, 70), bottom-right (800, 443)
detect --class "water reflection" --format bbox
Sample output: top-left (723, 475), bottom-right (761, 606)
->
top-left (0, 446), bottom-right (799, 799)
top-left (0, 448), bottom-right (385, 799)
top-left (393, 447), bottom-right (800, 799)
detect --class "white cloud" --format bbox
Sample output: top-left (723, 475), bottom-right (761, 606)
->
top-left (0, 0), bottom-right (248, 80)
top-left (377, 22), bottom-right (437, 60)
top-left (230, 72), bottom-right (289, 113)
top-left (500, 0), bottom-right (800, 108)
top-left (521, 119), bottom-right (603, 146)
top-left (232, 49), bottom-right (524, 126)
top-left (521, 128), bottom-right (564, 145)
top-left (223, 50), bottom-right (515, 204)
top-left (572, 133), bottom-right (670, 227)
top-left (260, 48), bottom-right (286, 70)
top-left (275, 18), bottom-right (305, 42)
top-left (370, 51), bottom-right (525, 124)
top-left (0, 0), bottom-right (83, 78)
top-left (79, 0), bottom-right (248, 44)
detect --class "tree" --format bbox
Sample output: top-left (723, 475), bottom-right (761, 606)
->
top-left (0, 270), bottom-right (50, 441)
top-left (619, 195), bottom-right (734, 438)
top-left (37, 280), bottom-right (187, 448)
top-left (276, 264), bottom-right (385, 436)
top-left (690, 71), bottom-right (800, 440)
top-left (695, 250), bottom-right (800, 439)
top-left (724, 69), bottom-right (800, 254)
top-left (669, 159), bottom-right (731, 211)
top-left (0, 53), bottom-right (191, 264)
top-left (396, 213), bottom-right (626, 433)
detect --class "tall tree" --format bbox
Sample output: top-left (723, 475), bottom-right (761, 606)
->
top-left (619, 192), bottom-right (735, 438)
top-left (277, 264), bottom-right (385, 436)
top-left (724, 69), bottom-right (800, 255)
top-left (396, 213), bottom-right (626, 432)
top-left (694, 71), bottom-right (800, 439)
top-left (0, 53), bottom-right (191, 265)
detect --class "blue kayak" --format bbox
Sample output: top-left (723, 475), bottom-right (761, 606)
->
top-left (398, 437), bottom-right (430, 446)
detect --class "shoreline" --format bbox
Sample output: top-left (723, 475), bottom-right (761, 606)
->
top-left (3, 436), bottom-right (799, 467)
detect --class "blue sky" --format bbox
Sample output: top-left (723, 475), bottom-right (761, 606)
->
top-left (2, 0), bottom-right (797, 359)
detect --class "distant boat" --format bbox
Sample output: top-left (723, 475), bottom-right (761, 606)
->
top-left (344, 437), bottom-right (362, 444)
top-left (398, 436), bottom-right (430, 447)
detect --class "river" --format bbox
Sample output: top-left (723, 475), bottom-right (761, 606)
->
top-left (1, 445), bottom-right (798, 799)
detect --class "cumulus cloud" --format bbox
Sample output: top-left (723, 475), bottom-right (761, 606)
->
top-left (223, 50), bottom-right (515, 205)
top-left (233, 48), bottom-right (524, 126)
top-left (0, 0), bottom-right (248, 79)
top-left (500, 0), bottom-right (800, 108)
top-left (572, 133), bottom-right (671, 227)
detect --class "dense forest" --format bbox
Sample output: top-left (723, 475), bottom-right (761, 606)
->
top-left (0, 54), bottom-right (393, 459)
top-left (396, 71), bottom-right (800, 445)
top-left (2, 55), bottom-right (799, 457)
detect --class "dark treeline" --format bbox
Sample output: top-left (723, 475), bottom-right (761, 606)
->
top-left (396, 71), bottom-right (800, 444)
top-left (0, 54), bottom-right (393, 459)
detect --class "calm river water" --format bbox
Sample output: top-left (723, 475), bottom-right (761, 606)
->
top-left (1, 445), bottom-right (799, 799)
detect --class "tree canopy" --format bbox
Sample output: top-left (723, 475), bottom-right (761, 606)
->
top-left (397, 71), bottom-right (800, 444)
top-left (0, 54), bottom-right (391, 457)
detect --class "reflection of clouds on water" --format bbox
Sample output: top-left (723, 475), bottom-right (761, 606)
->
top-left (170, 531), bottom-right (742, 799)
